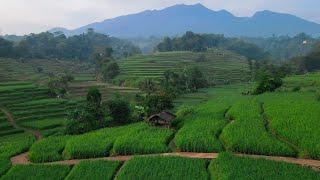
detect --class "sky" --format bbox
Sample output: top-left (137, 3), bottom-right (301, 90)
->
top-left (0, 0), bottom-right (319, 35)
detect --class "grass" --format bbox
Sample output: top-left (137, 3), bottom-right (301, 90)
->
top-left (28, 136), bottom-right (71, 163)
top-left (209, 153), bottom-right (320, 180)
top-left (62, 122), bottom-right (173, 160)
top-left (0, 133), bottom-right (36, 159)
top-left (62, 124), bottom-right (144, 160)
top-left (220, 98), bottom-right (296, 156)
top-left (112, 124), bottom-right (174, 155)
top-left (1, 164), bottom-right (71, 180)
top-left (65, 160), bottom-right (121, 180)
top-left (0, 159), bottom-right (11, 177)
top-left (116, 156), bottom-right (208, 180)
top-left (258, 92), bottom-right (320, 159)
top-left (174, 86), bottom-right (246, 152)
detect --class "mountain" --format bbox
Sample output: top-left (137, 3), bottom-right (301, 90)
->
top-left (50, 3), bottom-right (320, 38)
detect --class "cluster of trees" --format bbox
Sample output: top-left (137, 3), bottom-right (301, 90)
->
top-left (156, 31), bottom-right (269, 60)
top-left (66, 88), bottom-right (133, 134)
top-left (48, 73), bottom-right (74, 97)
top-left (244, 33), bottom-right (319, 61)
top-left (137, 66), bottom-right (208, 115)
top-left (0, 29), bottom-right (141, 60)
top-left (91, 47), bottom-right (120, 82)
top-left (291, 43), bottom-right (320, 73)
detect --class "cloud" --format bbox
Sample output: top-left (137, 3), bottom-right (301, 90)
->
top-left (0, 0), bottom-right (318, 35)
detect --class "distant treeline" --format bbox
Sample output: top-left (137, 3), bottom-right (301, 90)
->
top-left (156, 31), bottom-right (270, 60)
top-left (243, 33), bottom-right (319, 61)
top-left (290, 43), bottom-right (320, 73)
top-left (0, 29), bottom-right (141, 60)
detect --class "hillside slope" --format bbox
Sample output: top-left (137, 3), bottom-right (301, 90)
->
top-left (117, 49), bottom-right (251, 86)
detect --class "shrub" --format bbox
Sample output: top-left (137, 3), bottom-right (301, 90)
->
top-left (253, 71), bottom-right (283, 95)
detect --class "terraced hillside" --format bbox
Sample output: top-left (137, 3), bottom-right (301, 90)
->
top-left (0, 58), bottom-right (95, 83)
top-left (0, 82), bottom-right (84, 137)
top-left (118, 49), bottom-right (251, 85)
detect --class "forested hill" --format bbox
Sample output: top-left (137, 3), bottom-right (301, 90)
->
top-left (50, 3), bottom-right (320, 38)
top-left (156, 31), bottom-right (270, 61)
top-left (0, 30), bottom-right (141, 60)
top-left (243, 33), bottom-right (320, 61)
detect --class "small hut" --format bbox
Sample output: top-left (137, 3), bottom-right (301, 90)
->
top-left (147, 111), bottom-right (176, 127)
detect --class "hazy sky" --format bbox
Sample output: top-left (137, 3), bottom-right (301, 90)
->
top-left (0, 0), bottom-right (319, 35)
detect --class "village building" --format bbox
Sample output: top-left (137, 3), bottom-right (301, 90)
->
top-left (147, 111), bottom-right (176, 127)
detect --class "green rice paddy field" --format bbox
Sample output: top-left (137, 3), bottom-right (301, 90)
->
top-left (0, 56), bottom-right (320, 179)
top-left (118, 50), bottom-right (251, 86)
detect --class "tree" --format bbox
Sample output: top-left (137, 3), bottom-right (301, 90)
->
top-left (253, 70), bottom-right (283, 95)
top-left (66, 88), bottom-right (108, 135)
top-left (144, 92), bottom-right (174, 115)
top-left (183, 66), bottom-right (208, 92)
top-left (0, 38), bottom-right (13, 57)
top-left (104, 97), bottom-right (131, 124)
top-left (86, 87), bottom-right (102, 110)
top-left (101, 61), bottom-right (120, 82)
top-left (138, 78), bottom-right (158, 95)
top-left (48, 73), bottom-right (74, 97)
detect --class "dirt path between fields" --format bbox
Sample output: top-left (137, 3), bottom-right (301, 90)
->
top-left (0, 106), bottom-right (43, 140)
top-left (10, 152), bottom-right (320, 171)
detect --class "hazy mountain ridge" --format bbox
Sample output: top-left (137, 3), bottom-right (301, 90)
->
top-left (50, 3), bottom-right (320, 38)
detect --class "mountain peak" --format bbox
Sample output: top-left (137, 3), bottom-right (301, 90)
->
top-left (50, 4), bottom-right (320, 38)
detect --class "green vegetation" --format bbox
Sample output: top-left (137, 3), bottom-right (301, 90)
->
top-left (244, 33), bottom-right (318, 61)
top-left (0, 133), bottom-right (35, 159)
top-left (66, 160), bottom-right (121, 180)
top-left (118, 50), bottom-right (251, 86)
top-left (220, 99), bottom-right (295, 156)
top-left (28, 136), bottom-right (71, 163)
top-left (174, 87), bottom-right (245, 152)
top-left (209, 153), bottom-right (320, 180)
top-left (0, 159), bottom-right (11, 177)
top-left (0, 30), bottom-right (140, 60)
top-left (259, 92), bottom-right (320, 159)
top-left (113, 125), bottom-right (174, 155)
top-left (1, 164), bottom-right (70, 180)
top-left (116, 156), bottom-right (208, 180)
top-left (156, 31), bottom-right (269, 60)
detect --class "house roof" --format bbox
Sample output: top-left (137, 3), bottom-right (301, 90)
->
top-left (148, 111), bottom-right (176, 121)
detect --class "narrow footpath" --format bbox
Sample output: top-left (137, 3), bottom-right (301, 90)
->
top-left (0, 106), bottom-right (43, 140)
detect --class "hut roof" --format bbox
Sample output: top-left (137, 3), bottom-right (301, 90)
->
top-left (148, 111), bottom-right (176, 122)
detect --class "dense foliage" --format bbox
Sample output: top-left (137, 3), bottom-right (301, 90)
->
top-left (162, 66), bottom-right (208, 93)
top-left (104, 97), bottom-right (132, 124)
top-left (116, 156), bottom-right (208, 180)
top-left (244, 33), bottom-right (319, 61)
top-left (66, 88), bottom-right (107, 135)
top-left (156, 31), bottom-right (269, 60)
top-left (209, 153), bottom-right (320, 180)
top-left (0, 30), bottom-right (141, 60)
top-left (291, 43), bottom-right (320, 73)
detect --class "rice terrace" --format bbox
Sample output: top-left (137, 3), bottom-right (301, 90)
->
top-left (1, 1), bottom-right (320, 180)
